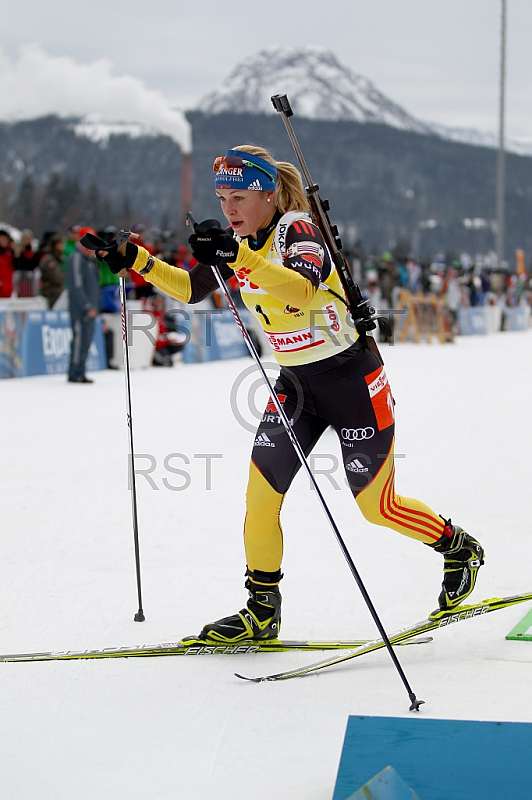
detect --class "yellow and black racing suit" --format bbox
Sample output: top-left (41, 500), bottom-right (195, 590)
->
top-left (129, 211), bottom-right (446, 580)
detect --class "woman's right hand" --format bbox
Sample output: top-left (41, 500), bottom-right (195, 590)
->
top-left (97, 241), bottom-right (139, 274)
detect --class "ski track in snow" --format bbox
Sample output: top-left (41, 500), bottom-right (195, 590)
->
top-left (1, 330), bottom-right (531, 799)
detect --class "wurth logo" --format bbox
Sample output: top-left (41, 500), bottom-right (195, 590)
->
top-left (265, 394), bottom-right (287, 413)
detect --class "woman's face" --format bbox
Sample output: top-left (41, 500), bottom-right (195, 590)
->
top-left (216, 188), bottom-right (275, 238)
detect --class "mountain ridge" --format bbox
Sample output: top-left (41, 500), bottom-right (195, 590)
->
top-left (197, 46), bottom-right (529, 156)
top-left (1, 109), bottom-right (531, 261)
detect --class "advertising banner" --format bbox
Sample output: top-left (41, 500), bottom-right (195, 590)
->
top-left (182, 308), bottom-right (250, 363)
top-left (0, 310), bottom-right (106, 379)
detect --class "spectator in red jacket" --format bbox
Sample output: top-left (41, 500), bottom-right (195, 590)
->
top-left (142, 293), bottom-right (185, 366)
top-left (0, 229), bottom-right (14, 298)
top-left (14, 229), bottom-right (40, 297)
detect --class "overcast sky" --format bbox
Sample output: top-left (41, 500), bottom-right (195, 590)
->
top-left (1, 0), bottom-right (531, 148)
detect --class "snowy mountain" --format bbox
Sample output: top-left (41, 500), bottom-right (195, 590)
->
top-left (198, 47), bottom-right (434, 133)
top-left (197, 46), bottom-right (530, 155)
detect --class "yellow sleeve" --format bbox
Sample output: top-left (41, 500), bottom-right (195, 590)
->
top-left (131, 247), bottom-right (192, 302)
top-left (229, 243), bottom-right (315, 308)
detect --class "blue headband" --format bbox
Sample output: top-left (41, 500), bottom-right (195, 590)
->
top-left (214, 150), bottom-right (277, 192)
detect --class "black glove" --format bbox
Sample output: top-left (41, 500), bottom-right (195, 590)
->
top-left (80, 231), bottom-right (138, 274)
top-left (99, 241), bottom-right (138, 274)
top-left (188, 219), bottom-right (239, 266)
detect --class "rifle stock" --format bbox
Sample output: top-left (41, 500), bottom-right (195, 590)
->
top-left (271, 94), bottom-right (386, 364)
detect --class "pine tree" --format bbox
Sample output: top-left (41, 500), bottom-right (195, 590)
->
top-left (81, 182), bottom-right (102, 228)
top-left (11, 174), bottom-right (36, 230)
top-left (42, 172), bottom-right (61, 232)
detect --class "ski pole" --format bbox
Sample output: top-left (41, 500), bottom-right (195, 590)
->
top-left (186, 214), bottom-right (423, 711)
top-left (119, 268), bottom-right (145, 622)
top-left (79, 228), bottom-right (145, 622)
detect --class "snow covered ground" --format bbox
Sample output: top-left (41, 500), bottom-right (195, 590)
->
top-left (1, 330), bottom-right (531, 799)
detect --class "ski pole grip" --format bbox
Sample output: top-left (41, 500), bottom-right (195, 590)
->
top-left (271, 94), bottom-right (293, 117)
top-left (185, 212), bottom-right (198, 232)
top-left (116, 230), bottom-right (132, 248)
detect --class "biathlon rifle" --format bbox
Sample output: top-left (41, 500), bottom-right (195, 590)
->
top-left (271, 94), bottom-right (390, 362)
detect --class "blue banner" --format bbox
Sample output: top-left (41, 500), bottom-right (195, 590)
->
top-left (182, 308), bottom-right (250, 363)
top-left (0, 310), bottom-right (106, 379)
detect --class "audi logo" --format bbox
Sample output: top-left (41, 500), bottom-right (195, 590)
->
top-left (341, 427), bottom-right (375, 441)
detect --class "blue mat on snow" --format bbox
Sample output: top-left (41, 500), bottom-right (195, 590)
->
top-left (333, 715), bottom-right (532, 800)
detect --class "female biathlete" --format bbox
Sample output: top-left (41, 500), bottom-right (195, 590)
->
top-left (98, 146), bottom-right (484, 644)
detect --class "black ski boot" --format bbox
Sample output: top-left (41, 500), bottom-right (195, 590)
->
top-left (194, 570), bottom-right (282, 644)
top-left (429, 519), bottom-right (484, 611)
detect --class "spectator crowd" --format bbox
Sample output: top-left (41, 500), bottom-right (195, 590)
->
top-left (0, 221), bottom-right (531, 367)
top-left (359, 249), bottom-right (532, 336)
top-left (0, 223), bottom-right (195, 371)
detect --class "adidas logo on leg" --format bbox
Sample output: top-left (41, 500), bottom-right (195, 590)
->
top-left (254, 432), bottom-right (275, 447)
top-left (346, 458), bottom-right (368, 473)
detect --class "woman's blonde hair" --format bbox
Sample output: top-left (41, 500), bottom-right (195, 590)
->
top-left (232, 144), bottom-right (310, 214)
